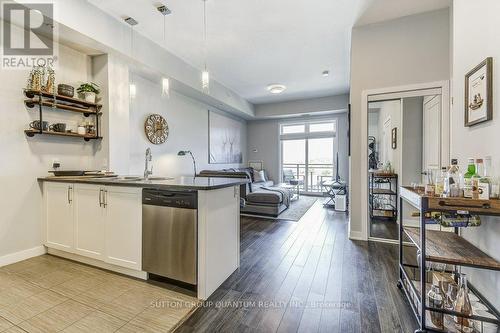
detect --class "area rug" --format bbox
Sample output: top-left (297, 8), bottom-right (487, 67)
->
top-left (277, 196), bottom-right (318, 221)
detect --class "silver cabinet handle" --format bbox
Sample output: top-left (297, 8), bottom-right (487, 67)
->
top-left (99, 189), bottom-right (103, 207)
top-left (68, 186), bottom-right (73, 204)
top-left (103, 190), bottom-right (108, 208)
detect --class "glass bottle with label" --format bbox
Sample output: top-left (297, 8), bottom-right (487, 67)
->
top-left (428, 285), bottom-right (444, 328)
top-left (435, 167), bottom-right (447, 197)
top-left (444, 159), bottom-right (462, 197)
top-left (454, 273), bottom-right (473, 332)
top-left (472, 159), bottom-right (484, 199)
top-left (479, 156), bottom-right (492, 199)
top-left (463, 158), bottom-right (476, 198)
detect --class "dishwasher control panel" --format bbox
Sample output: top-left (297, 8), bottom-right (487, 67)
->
top-left (142, 189), bottom-right (197, 209)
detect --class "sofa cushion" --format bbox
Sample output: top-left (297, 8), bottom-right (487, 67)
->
top-left (247, 189), bottom-right (282, 204)
top-left (251, 180), bottom-right (274, 192)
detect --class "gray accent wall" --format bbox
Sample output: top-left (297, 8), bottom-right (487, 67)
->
top-left (247, 113), bottom-right (349, 184)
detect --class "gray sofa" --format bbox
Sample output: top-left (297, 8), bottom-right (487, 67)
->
top-left (198, 168), bottom-right (290, 217)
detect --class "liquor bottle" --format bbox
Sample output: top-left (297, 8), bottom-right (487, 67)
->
top-left (444, 159), bottom-right (462, 197)
top-left (453, 273), bottom-right (473, 332)
top-left (428, 285), bottom-right (444, 328)
top-left (479, 156), bottom-right (492, 199)
top-left (435, 167), bottom-right (447, 197)
top-left (472, 159), bottom-right (484, 199)
top-left (463, 158), bottom-right (476, 198)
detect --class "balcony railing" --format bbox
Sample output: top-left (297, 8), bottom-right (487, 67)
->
top-left (282, 163), bottom-right (334, 193)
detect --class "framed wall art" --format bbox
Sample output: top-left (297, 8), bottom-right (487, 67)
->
top-left (465, 57), bottom-right (493, 127)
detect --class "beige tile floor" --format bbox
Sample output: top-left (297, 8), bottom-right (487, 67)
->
top-left (0, 255), bottom-right (199, 333)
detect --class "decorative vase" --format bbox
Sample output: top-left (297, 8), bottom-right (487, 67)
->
top-left (454, 273), bottom-right (473, 333)
top-left (84, 92), bottom-right (96, 103)
top-left (428, 285), bottom-right (444, 329)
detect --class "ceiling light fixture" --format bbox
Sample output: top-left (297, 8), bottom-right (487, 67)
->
top-left (161, 77), bottom-right (170, 98)
top-left (322, 70), bottom-right (330, 77)
top-left (267, 84), bottom-right (286, 94)
top-left (201, 0), bottom-right (210, 94)
top-left (157, 5), bottom-right (172, 16)
top-left (157, 5), bottom-right (171, 98)
top-left (125, 16), bottom-right (138, 99)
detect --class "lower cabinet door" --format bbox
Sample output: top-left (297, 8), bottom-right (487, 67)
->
top-left (104, 186), bottom-right (142, 270)
top-left (45, 182), bottom-right (74, 251)
top-left (73, 184), bottom-right (105, 260)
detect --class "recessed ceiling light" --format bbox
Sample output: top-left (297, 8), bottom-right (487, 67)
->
top-left (267, 84), bottom-right (286, 94)
top-left (322, 70), bottom-right (330, 77)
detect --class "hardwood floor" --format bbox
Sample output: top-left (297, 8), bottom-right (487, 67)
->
top-left (370, 217), bottom-right (399, 240)
top-left (178, 202), bottom-right (418, 332)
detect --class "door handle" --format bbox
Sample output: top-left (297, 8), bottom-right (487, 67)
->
top-left (99, 189), bottom-right (103, 207)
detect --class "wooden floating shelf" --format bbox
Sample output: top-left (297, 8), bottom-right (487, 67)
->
top-left (24, 99), bottom-right (100, 116)
top-left (404, 227), bottom-right (500, 271)
top-left (24, 89), bottom-right (102, 109)
top-left (24, 129), bottom-right (101, 141)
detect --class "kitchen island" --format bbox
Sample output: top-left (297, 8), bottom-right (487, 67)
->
top-left (38, 176), bottom-right (248, 300)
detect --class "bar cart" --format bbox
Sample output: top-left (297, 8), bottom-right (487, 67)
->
top-left (398, 186), bottom-right (500, 333)
top-left (369, 172), bottom-right (398, 220)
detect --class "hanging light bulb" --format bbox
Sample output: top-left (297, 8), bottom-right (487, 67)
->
top-left (202, 69), bottom-right (209, 93)
top-left (162, 77), bottom-right (170, 97)
top-left (201, 0), bottom-right (210, 94)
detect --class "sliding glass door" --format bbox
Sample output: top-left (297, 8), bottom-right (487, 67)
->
top-left (280, 121), bottom-right (336, 194)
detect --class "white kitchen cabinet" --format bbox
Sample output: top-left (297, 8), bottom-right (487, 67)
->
top-left (104, 186), bottom-right (142, 270)
top-left (44, 182), bottom-right (74, 251)
top-left (73, 184), bottom-right (105, 260)
top-left (44, 182), bottom-right (142, 271)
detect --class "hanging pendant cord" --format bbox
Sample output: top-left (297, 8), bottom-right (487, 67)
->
top-left (203, 0), bottom-right (207, 70)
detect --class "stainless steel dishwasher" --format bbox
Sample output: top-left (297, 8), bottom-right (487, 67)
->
top-left (142, 189), bottom-right (197, 285)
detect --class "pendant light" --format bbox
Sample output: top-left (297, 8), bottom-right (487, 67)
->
top-left (158, 5), bottom-right (172, 98)
top-left (201, 0), bottom-right (210, 94)
top-left (125, 17), bottom-right (138, 99)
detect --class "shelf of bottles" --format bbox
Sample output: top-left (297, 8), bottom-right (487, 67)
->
top-left (399, 156), bottom-right (500, 333)
top-left (369, 172), bottom-right (398, 220)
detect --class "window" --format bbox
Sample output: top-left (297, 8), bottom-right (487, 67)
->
top-left (281, 124), bottom-right (305, 134)
top-left (280, 119), bottom-right (337, 193)
top-left (310, 122), bottom-right (335, 133)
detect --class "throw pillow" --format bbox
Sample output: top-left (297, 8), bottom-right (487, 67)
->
top-left (253, 170), bottom-right (267, 183)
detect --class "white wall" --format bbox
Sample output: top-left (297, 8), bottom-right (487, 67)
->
top-left (0, 22), bottom-right (103, 260)
top-left (128, 73), bottom-right (246, 177)
top-left (452, 0), bottom-right (500, 309)
top-left (349, 9), bottom-right (450, 239)
top-left (247, 113), bottom-right (349, 184)
top-left (254, 94), bottom-right (349, 118)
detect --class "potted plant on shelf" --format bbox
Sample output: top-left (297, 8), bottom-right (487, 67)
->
top-left (77, 82), bottom-right (100, 103)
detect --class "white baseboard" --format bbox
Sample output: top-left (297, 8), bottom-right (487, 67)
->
top-left (47, 248), bottom-right (147, 280)
top-left (349, 230), bottom-right (367, 241)
top-left (0, 246), bottom-right (47, 267)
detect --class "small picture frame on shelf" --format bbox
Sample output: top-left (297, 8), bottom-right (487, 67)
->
top-left (391, 127), bottom-right (397, 149)
top-left (465, 57), bottom-right (493, 127)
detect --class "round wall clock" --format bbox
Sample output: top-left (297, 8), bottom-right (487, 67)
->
top-left (144, 114), bottom-right (169, 144)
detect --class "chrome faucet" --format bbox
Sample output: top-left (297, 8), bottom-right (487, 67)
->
top-left (144, 148), bottom-right (153, 180)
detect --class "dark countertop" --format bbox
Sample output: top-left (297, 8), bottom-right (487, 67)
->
top-left (38, 176), bottom-right (249, 191)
